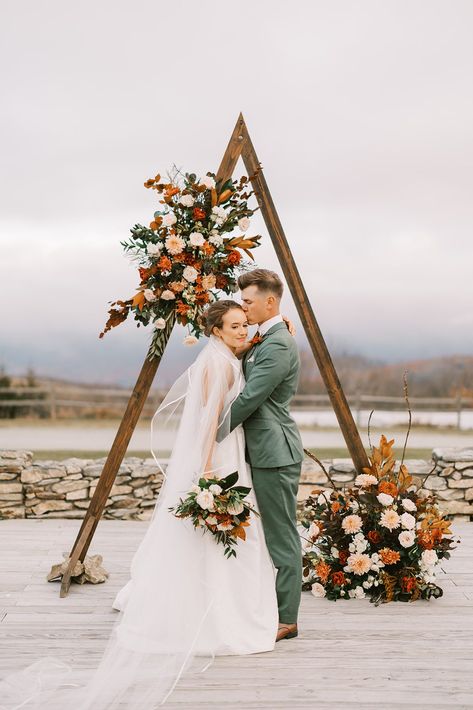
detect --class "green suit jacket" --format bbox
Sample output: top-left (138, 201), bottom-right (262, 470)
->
top-left (230, 321), bottom-right (304, 469)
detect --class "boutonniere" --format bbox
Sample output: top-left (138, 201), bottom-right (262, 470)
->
top-left (248, 333), bottom-right (263, 348)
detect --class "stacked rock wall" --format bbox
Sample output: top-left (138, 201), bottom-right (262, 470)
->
top-left (1, 448), bottom-right (472, 521)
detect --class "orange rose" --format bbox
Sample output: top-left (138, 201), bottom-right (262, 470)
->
top-left (367, 530), bottom-right (381, 544)
top-left (193, 207), bottom-right (206, 220)
top-left (201, 242), bottom-right (215, 257)
top-left (417, 530), bottom-right (434, 549)
top-left (338, 550), bottom-right (349, 566)
top-left (331, 501), bottom-right (341, 513)
top-left (226, 249), bottom-right (241, 266)
top-left (195, 292), bottom-right (210, 305)
top-left (176, 302), bottom-right (190, 315)
top-left (378, 481), bottom-right (398, 497)
top-left (331, 571), bottom-right (346, 586)
top-left (401, 576), bottom-right (418, 593)
top-left (379, 547), bottom-right (401, 565)
top-left (215, 274), bottom-right (228, 289)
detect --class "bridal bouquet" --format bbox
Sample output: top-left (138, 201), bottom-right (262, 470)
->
top-left (301, 435), bottom-right (458, 604)
top-left (100, 169), bottom-right (261, 358)
top-left (169, 472), bottom-right (258, 558)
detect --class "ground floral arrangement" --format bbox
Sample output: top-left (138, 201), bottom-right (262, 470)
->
top-left (100, 169), bottom-right (261, 358)
top-left (301, 436), bottom-right (458, 604)
top-left (170, 472), bottom-right (257, 558)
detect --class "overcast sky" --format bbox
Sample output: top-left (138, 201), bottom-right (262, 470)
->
top-left (1, 0), bottom-right (472, 386)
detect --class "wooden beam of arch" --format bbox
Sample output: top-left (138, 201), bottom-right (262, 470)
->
top-left (59, 113), bottom-right (369, 597)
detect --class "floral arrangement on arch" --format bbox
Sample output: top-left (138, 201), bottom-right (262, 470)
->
top-left (100, 169), bottom-right (261, 358)
top-left (301, 436), bottom-right (458, 604)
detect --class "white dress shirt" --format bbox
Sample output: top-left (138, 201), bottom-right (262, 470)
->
top-left (258, 313), bottom-right (284, 336)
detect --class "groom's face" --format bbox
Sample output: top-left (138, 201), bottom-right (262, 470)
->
top-left (240, 285), bottom-right (273, 326)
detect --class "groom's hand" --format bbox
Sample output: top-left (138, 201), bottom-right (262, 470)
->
top-left (282, 315), bottom-right (296, 336)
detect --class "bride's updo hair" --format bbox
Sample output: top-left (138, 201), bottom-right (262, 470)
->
top-left (199, 300), bottom-right (244, 337)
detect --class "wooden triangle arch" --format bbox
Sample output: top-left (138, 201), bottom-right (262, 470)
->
top-left (59, 113), bottom-right (370, 597)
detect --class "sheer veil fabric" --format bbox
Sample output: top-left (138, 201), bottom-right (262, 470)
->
top-left (0, 335), bottom-right (278, 709)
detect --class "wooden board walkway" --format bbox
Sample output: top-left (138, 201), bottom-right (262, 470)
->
top-left (1, 519), bottom-right (472, 709)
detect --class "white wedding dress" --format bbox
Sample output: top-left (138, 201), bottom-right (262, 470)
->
top-left (0, 335), bottom-right (278, 709)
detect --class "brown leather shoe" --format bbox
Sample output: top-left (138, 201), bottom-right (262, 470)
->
top-left (276, 623), bottom-right (298, 642)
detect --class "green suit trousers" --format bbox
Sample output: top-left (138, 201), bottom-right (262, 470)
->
top-left (252, 462), bottom-right (302, 623)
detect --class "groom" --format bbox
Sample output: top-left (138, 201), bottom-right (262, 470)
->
top-left (229, 268), bottom-right (304, 642)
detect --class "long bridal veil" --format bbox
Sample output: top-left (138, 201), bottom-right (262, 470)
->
top-left (0, 336), bottom-right (242, 709)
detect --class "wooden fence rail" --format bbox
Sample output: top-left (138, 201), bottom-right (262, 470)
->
top-left (0, 388), bottom-right (472, 428)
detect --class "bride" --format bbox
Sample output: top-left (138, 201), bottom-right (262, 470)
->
top-left (1, 299), bottom-right (278, 709)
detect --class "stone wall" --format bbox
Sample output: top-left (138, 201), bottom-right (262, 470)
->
top-left (1, 447), bottom-right (473, 521)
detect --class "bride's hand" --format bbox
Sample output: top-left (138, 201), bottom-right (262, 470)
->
top-left (234, 342), bottom-right (252, 359)
top-left (282, 315), bottom-right (296, 336)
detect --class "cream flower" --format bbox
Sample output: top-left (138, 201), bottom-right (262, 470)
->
top-left (421, 549), bottom-right (438, 567)
top-left (206, 515), bottom-right (218, 525)
top-left (147, 243), bottom-right (161, 257)
top-left (377, 493), bottom-right (394, 507)
top-left (380, 509), bottom-right (400, 531)
top-left (209, 232), bottom-right (224, 247)
top-left (402, 498), bottom-right (417, 512)
top-left (189, 232), bottom-right (205, 247)
top-left (190, 484), bottom-right (200, 494)
top-left (143, 289), bottom-right (156, 302)
top-left (162, 212), bottom-right (177, 227)
top-left (209, 484), bottom-right (222, 495)
top-left (183, 265), bottom-right (199, 283)
top-left (354, 474), bottom-right (378, 488)
top-left (398, 530), bottom-right (415, 548)
top-left (341, 514), bottom-right (363, 535)
top-left (227, 500), bottom-right (244, 515)
top-left (196, 490), bottom-right (214, 511)
top-left (154, 317), bottom-right (166, 329)
top-left (400, 512), bottom-right (416, 529)
top-left (347, 553), bottom-right (371, 575)
top-left (238, 216), bottom-right (251, 232)
top-left (165, 234), bottom-right (185, 255)
top-left (184, 335), bottom-right (198, 346)
top-left (179, 193), bottom-right (195, 207)
top-left (161, 290), bottom-right (176, 300)
top-left (308, 522), bottom-right (321, 539)
top-left (200, 174), bottom-right (216, 189)
top-left (311, 582), bottom-right (326, 598)
top-left (201, 273), bottom-right (216, 290)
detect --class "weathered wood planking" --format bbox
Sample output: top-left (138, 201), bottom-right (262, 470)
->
top-left (1, 519), bottom-right (472, 708)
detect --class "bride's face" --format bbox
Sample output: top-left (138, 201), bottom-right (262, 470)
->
top-left (213, 308), bottom-right (248, 350)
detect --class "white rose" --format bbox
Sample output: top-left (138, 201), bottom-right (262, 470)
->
top-left (160, 290), bottom-right (176, 300)
top-left (147, 243), bottom-right (161, 257)
top-left (184, 335), bottom-right (198, 346)
top-left (209, 484), bottom-right (222, 495)
top-left (330, 546), bottom-right (339, 559)
top-left (190, 484), bottom-right (200, 494)
top-left (179, 193), bottom-right (195, 207)
top-left (398, 530), bottom-right (415, 548)
top-left (311, 582), bottom-right (326, 598)
top-left (162, 212), bottom-right (177, 227)
top-left (400, 512), bottom-right (416, 530)
top-left (377, 493), bottom-right (394, 506)
top-left (189, 232), bottom-right (205, 247)
top-left (308, 522), bottom-right (321, 538)
top-left (402, 498), bottom-right (417, 512)
top-left (227, 500), bottom-right (244, 515)
top-left (200, 175), bottom-right (216, 189)
top-left (196, 490), bottom-right (215, 511)
top-left (183, 266), bottom-right (199, 283)
top-left (143, 289), bottom-right (156, 302)
top-left (354, 586), bottom-right (366, 599)
top-left (421, 549), bottom-right (438, 567)
top-left (238, 216), bottom-right (250, 232)
top-left (154, 317), bottom-right (166, 330)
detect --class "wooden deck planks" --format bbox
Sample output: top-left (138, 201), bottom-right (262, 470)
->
top-left (1, 519), bottom-right (472, 709)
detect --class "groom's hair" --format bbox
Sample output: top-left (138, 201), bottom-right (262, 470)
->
top-left (238, 269), bottom-right (283, 300)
